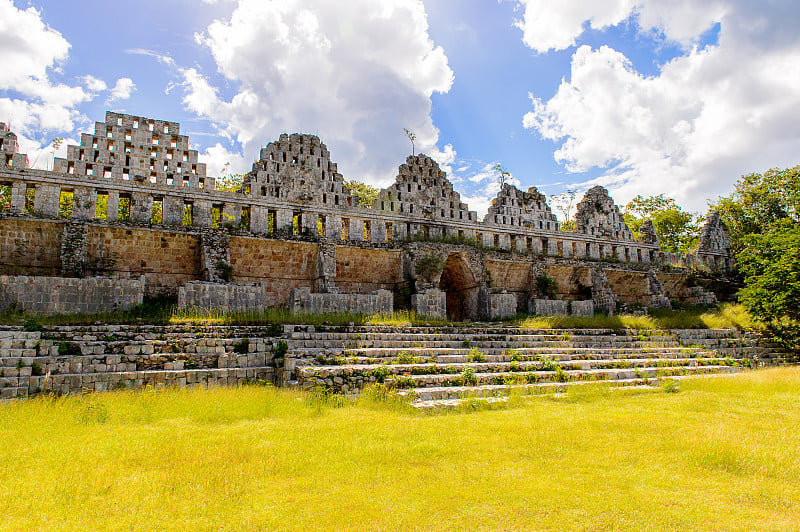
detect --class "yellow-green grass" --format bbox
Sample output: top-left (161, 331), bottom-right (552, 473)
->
top-left (0, 301), bottom-right (753, 330)
top-left (514, 303), bottom-right (754, 330)
top-left (2, 367), bottom-right (799, 531)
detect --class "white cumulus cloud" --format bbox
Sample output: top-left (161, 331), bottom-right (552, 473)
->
top-left (175, 0), bottom-right (453, 184)
top-left (519, 0), bottom-right (800, 211)
top-left (108, 77), bottom-right (136, 101)
top-left (0, 0), bottom-right (93, 166)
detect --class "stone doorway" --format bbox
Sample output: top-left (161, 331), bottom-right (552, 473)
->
top-left (438, 253), bottom-right (479, 320)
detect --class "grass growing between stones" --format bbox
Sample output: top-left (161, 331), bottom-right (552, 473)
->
top-left (1, 367), bottom-right (799, 531)
top-left (515, 303), bottom-right (754, 330)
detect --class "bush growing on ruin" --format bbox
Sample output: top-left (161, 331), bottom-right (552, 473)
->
top-left (414, 253), bottom-right (444, 283)
top-left (535, 274), bottom-right (558, 298)
top-left (623, 194), bottom-right (700, 253)
top-left (343, 180), bottom-right (379, 208)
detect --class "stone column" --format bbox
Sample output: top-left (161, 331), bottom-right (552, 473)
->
top-left (222, 203), bottom-right (241, 227)
top-left (130, 192), bottom-right (153, 223)
top-left (302, 211), bottom-right (319, 236)
top-left (9, 182), bottom-right (24, 213)
top-left (349, 218), bottom-right (363, 242)
top-left (326, 215), bottom-right (342, 240)
top-left (276, 208), bottom-right (293, 234)
top-left (72, 187), bottom-right (95, 220)
top-left (34, 184), bottom-right (60, 217)
top-left (194, 199), bottom-right (212, 228)
top-left (250, 206), bottom-right (268, 234)
top-left (371, 219), bottom-right (385, 243)
top-left (107, 191), bottom-right (120, 221)
top-left (162, 196), bottom-right (182, 226)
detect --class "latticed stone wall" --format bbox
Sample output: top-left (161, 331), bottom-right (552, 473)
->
top-left (0, 275), bottom-right (144, 314)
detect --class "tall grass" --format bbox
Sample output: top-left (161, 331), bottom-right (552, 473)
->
top-left (1, 367), bottom-right (798, 530)
top-left (0, 298), bottom-right (754, 331)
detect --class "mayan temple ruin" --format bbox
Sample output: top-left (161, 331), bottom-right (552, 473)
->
top-left (0, 111), bottom-right (756, 401)
top-left (0, 111), bottom-right (733, 319)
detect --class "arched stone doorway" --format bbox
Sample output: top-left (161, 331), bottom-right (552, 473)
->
top-left (438, 253), bottom-right (479, 320)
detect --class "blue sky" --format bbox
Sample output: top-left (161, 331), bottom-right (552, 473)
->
top-left (3, 0), bottom-right (800, 218)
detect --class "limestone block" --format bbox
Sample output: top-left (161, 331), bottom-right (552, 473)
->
top-left (529, 299), bottom-right (568, 316)
top-left (570, 300), bottom-right (594, 316)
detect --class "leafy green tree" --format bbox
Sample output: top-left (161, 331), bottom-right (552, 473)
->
top-left (344, 180), bottom-right (379, 208)
top-left (495, 164), bottom-right (510, 188)
top-left (710, 166), bottom-right (800, 254)
top-left (624, 194), bottom-right (699, 252)
top-left (215, 162), bottom-right (247, 192)
top-left (736, 220), bottom-right (800, 352)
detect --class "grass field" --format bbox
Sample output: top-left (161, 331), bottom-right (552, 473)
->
top-left (1, 367), bottom-right (798, 531)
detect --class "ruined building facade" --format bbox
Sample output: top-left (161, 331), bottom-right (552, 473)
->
top-left (0, 112), bottom-right (732, 319)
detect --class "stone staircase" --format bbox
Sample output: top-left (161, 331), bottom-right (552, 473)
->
top-left (0, 325), bottom-right (285, 399)
top-left (0, 323), bottom-right (785, 405)
top-left (285, 325), bottom-right (783, 409)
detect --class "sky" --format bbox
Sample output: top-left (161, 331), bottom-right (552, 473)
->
top-left (2, 0), bottom-right (800, 219)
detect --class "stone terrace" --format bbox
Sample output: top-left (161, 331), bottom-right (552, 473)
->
top-left (286, 325), bottom-right (782, 409)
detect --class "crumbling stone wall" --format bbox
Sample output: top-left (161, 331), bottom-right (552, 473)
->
top-left (0, 275), bottom-right (143, 314)
top-left (575, 186), bottom-right (635, 243)
top-left (54, 111), bottom-right (211, 191)
top-left (485, 184), bottom-right (559, 231)
top-left (376, 154), bottom-right (478, 229)
top-left (334, 247), bottom-right (403, 293)
top-left (591, 268), bottom-right (617, 315)
top-left (0, 123), bottom-right (29, 169)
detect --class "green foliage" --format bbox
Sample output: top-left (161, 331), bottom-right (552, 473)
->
top-left (414, 253), bottom-right (444, 283)
top-left (535, 274), bottom-right (558, 298)
top-left (58, 342), bottom-right (82, 357)
top-left (467, 347), bottom-right (486, 362)
top-left (461, 367), bottom-right (477, 386)
top-left (372, 365), bottom-right (390, 383)
top-left (737, 220), bottom-right (800, 352)
top-left (711, 166), bottom-right (800, 254)
top-left (343, 180), bottom-right (379, 208)
top-left (215, 164), bottom-right (246, 192)
top-left (31, 361), bottom-right (44, 377)
top-left (215, 261), bottom-right (233, 282)
top-left (23, 316), bottom-right (43, 332)
top-left (624, 194), bottom-right (700, 252)
top-left (233, 338), bottom-right (250, 354)
top-left (270, 340), bottom-right (288, 358)
top-left (495, 164), bottom-right (511, 187)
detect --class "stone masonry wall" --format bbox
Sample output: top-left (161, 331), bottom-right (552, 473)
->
top-left (0, 218), bottom-right (64, 276)
top-left (178, 281), bottom-right (268, 311)
top-left (86, 225), bottom-right (201, 296)
top-left (334, 246), bottom-right (403, 293)
top-left (0, 275), bottom-right (144, 315)
top-left (229, 237), bottom-right (318, 307)
top-left (290, 287), bottom-right (393, 315)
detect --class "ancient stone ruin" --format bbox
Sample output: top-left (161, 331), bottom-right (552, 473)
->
top-left (0, 111), bottom-right (733, 320)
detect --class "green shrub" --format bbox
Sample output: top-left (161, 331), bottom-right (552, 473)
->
top-left (23, 316), bottom-right (43, 332)
top-left (461, 367), bottom-right (478, 386)
top-left (468, 347), bottom-right (486, 362)
top-left (233, 338), bottom-right (250, 354)
top-left (536, 274), bottom-right (558, 298)
top-left (270, 340), bottom-right (288, 357)
top-left (31, 362), bottom-right (44, 377)
top-left (372, 365), bottom-right (390, 383)
top-left (58, 342), bottom-right (81, 357)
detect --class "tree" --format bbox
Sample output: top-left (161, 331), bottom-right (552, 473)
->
top-left (344, 180), bottom-right (379, 208)
top-left (215, 162), bottom-right (247, 192)
top-left (550, 188), bottom-right (578, 230)
top-left (403, 128), bottom-right (416, 156)
top-left (710, 166), bottom-right (800, 254)
top-left (736, 220), bottom-right (800, 352)
top-left (624, 194), bottom-right (700, 253)
top-left (495, 164), bottom-right (510, 188)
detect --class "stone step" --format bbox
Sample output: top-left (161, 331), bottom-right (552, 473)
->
top-left (2, 366), bottom-right (276, 398)
top-left (291, 345), bottom-right (705, 360)
top-left (288, 340), bottom-right (685, 351)
top-left (297, 356), bottom-right (734, 378)
top-left (405, 366), bottom-right (743, 402)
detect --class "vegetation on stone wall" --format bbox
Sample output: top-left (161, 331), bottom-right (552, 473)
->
top-left (414, 253), bottom-right (444, 283)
